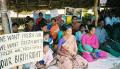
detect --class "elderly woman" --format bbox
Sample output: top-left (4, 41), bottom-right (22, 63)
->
top-left (57, 24), bottom-right (88, 69)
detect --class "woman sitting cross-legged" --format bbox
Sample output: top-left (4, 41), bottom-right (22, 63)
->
top-left (57, 24), bottom-right (88, 69)
top-left (81, 25), bottom-right (108, 62)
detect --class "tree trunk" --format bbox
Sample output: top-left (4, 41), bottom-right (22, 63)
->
top-left (17, 11), bottom-right (19, 23)
top-left (1, 0), bottom-right (10, 34)
top-left (93, 0), bottom-right (99, 26)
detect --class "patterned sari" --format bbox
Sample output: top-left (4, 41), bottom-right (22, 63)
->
top-left (57, 35), bottom-right (88, 69)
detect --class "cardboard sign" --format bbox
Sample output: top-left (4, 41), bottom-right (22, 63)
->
top-left (0, 32), bottom-right (43, 69)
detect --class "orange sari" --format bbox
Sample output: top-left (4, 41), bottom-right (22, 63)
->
top-left (50, 23), bottom-right (59, 40)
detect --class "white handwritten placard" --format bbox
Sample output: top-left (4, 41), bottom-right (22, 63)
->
top-left (0, 31), bottom-right (43, 69)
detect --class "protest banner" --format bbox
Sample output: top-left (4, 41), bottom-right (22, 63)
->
top-left (50, 9), bottom-right (59, 18)
top-left (0, 32), bottom-right (43, 69)
top-left (100, 0), bottom-right (107, 6)
top-left (33, 11), bottom-right (39, 24)
top-left (65, 7), bottom-right (74, 15)
top-left (74, 8), bottom-right (82, 21)
top-left (66, 15), bottom-right (72, 24)
top-left (45, 14), bottom-right (51, 23)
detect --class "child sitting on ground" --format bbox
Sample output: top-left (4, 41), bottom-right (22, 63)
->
top-left (36, 42), bottom-right (53, 69)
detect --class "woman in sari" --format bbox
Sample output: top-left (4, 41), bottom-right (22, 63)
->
top-left (57, 24), bottom-right (88, 69)
top-left (50, 18), bottom-right (60, 40)
top-left (81, 25), bottom-right (108, 62)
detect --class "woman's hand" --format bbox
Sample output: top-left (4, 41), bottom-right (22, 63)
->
top-left (72, 52), bottom-right (77, 56)
top-left (72, 54), bottom-right (77, 60)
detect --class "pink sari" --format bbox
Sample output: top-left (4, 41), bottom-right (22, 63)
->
top-left (57, 35), bottom-right (88, 69)
top-left (81, 34), bottom-right (108, 62)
